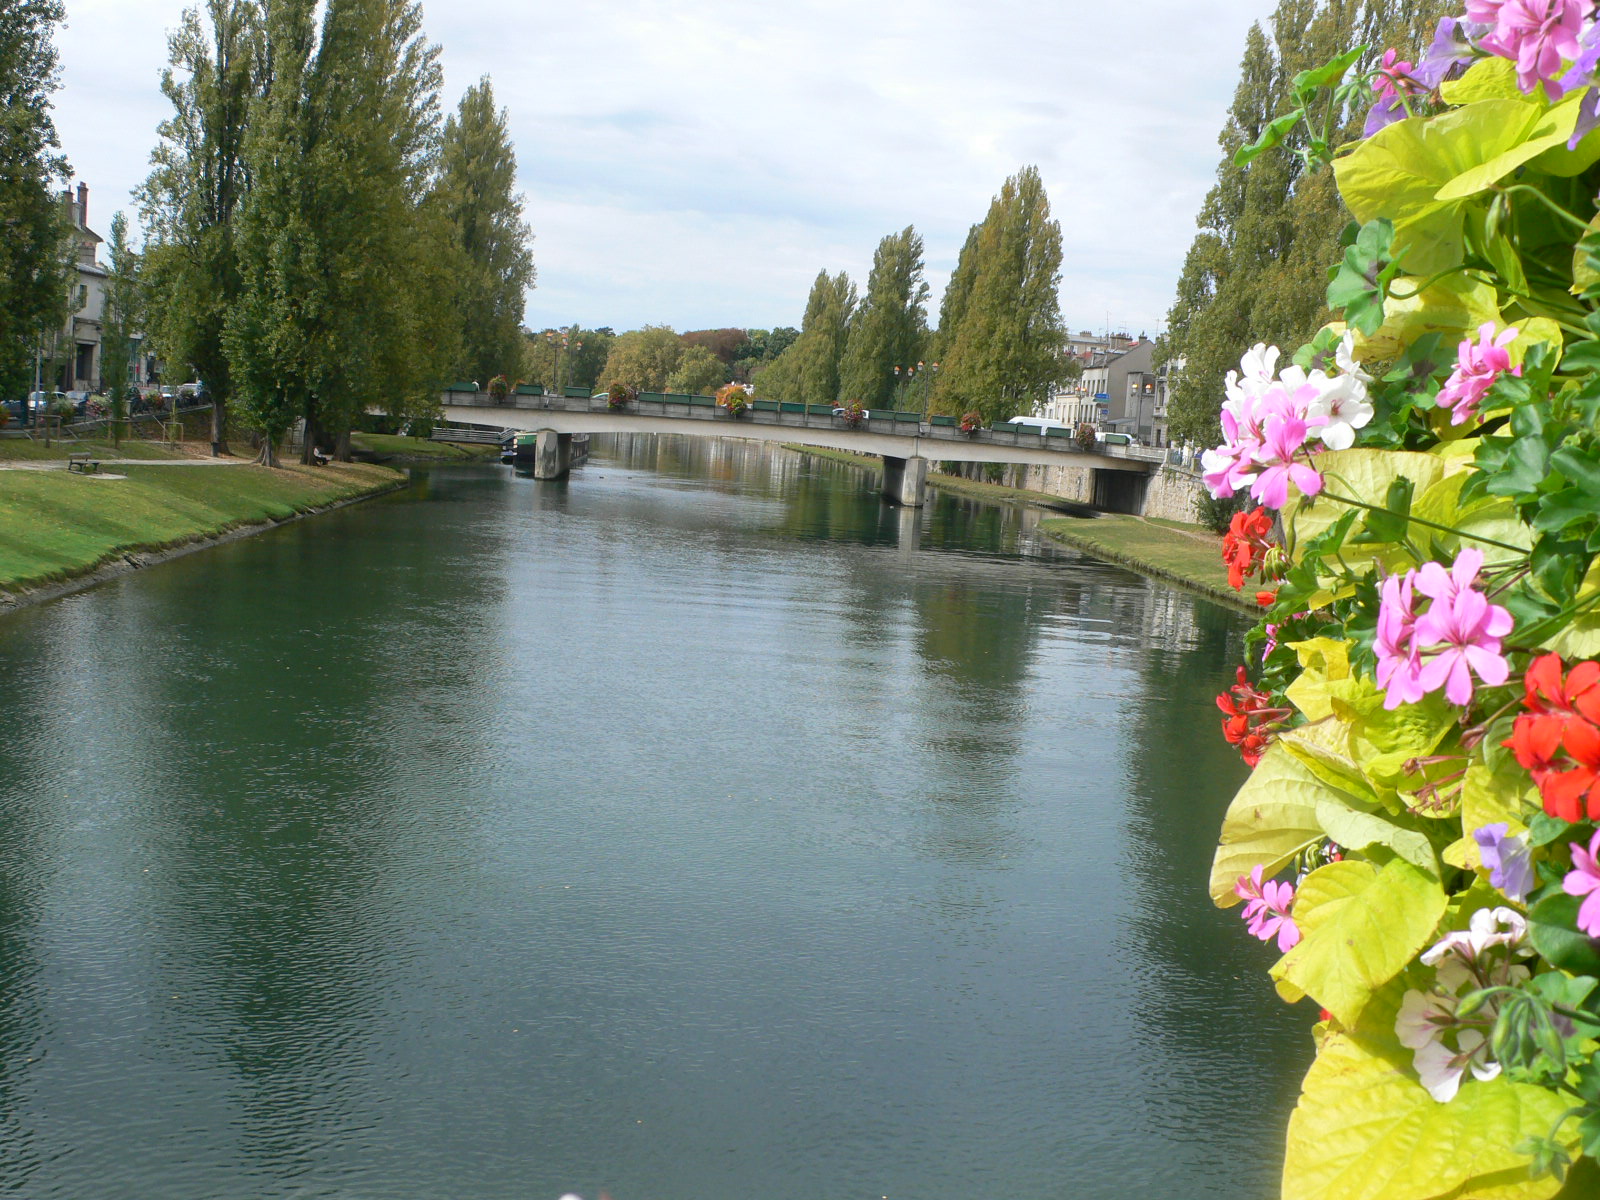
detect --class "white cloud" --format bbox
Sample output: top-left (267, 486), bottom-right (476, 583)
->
top-left (52, 0), bottom-right (1276, 336)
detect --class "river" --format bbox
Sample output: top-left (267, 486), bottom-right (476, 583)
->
top-left (0, 436), bottom-right (1308, 1199)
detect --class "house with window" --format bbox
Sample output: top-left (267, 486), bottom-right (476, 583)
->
top-left (44, 183), bottom-right (108, 394)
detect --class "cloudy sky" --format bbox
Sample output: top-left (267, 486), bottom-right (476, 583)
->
top-left (51, 0), bottom-right (1277, 340)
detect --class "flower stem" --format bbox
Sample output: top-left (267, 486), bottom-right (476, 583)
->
top-left (1314, 489), bottom-right (1527, 554)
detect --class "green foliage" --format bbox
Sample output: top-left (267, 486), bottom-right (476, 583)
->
top-left (666, 344), bottom-right (727, 395)
top-left (0, 0), bottom-right (71, 400)
top-left (599, 325), bottom-right (683, 392)
top-left (100, 212), bottom-right (142, 425)
top-left (930, 167), bottom-right (1064, 422)
top-left (438, 77), bottom-right (534, 386)
top-left (755, 270), bottom-right (855, 405)
top-left (836, 225), bottom-right (929, 410)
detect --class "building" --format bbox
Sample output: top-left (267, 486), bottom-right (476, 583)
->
top-left (43, 183), bottom-right (108, 394)
top-left (1039, 336), bottom-right (1170, 445)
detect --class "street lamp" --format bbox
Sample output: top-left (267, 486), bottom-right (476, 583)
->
top-left (893, 360), bottom-right (938, 419)
top-left (546, 328), bottom-right (583, 396)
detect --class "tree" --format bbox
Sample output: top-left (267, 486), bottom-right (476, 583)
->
top-left (228, 0), bottom-right (453, 464)
top-left (599, 324), bottom-right (682, 391)
top-left (681, 328), bottom-right (748, 363)
top-left (929, 224), bottom-right (980, 366)
top-left (140, 0), bottom-right (263, 455)
top-left (837, 225), bottom-right (929, 411)
top-left (0, 0), bottom-right (71, 403)
top-left (101, 212), bottom-right (143, 441)
top-left (1160, 0), bottom-right (1451, 446)
top-left (439, 77), bottom-right (534, 386)
top-left (931, 166), bottom-right (1065, 421)
top-left (756, 270), bottom-right (854, 405)
top-left (665, 344), bottom-right (726, 395)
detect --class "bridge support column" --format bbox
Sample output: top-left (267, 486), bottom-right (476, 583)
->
top-left (880, 454), bottom-right (928, 507)
top-left (533, 430), bottom-right (572, 480)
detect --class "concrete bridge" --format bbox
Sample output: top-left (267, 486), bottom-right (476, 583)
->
top-left (438, 386), bottom-right (1163, 508)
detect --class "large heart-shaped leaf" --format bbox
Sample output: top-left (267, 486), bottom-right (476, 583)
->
top-left (1270, 859), bottom-right (1447, 1026)
top-left (1209, 742), bottom-right (1331, 905)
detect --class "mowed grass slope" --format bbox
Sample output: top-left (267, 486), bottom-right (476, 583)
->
top-left (0, 461), bottom-right (401, 592)
top-left (1038, 513), bottom-right (1247, 606)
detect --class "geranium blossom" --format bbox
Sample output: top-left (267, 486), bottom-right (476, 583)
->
top-left (1217, 666), bottom-right (1288, 767)
top-left (1506, 654), bottom-right (1600, 821)
top-left (1222, 507), bottom-right (1274, 589)
top-left (1469, 0), bottom-right (1585, 99)
top-left (1565, 829), bottom-right (1600, 935)
top-left (1374, 550), bottom-right (1512, 709)
top-left (1396, 908), bottom-right (1532, 1102)
top-left (1366, 50), bottom-right (1417, 135)
top-left (1436, 323), bottom-right (1519, 425)
top-left (1234, 865), bottom-right (1301, 951)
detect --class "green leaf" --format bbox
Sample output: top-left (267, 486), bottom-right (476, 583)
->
top-left (1270, 859), bottom-right (1447, 1026)
top-left (1360, 271), bottom-right (1501, 362)
top-left (1293, 45), bottom-right (1367, 93)
top-left (1282, 981), bottom-right (1578, 1200)
top-left (1528, 892), bottom-right (1600, 975)
top-left (1290, 448), bottom-right (1448, 549)
top-left (1438, 56), bottom-right (1522, 105)
top-left (1236, 108), bottom-right (1305, 166)
top-left (1353, 476), bottom-right (1415, 543)
top-left (1334, 98), bottom-right (1578, 275)
top-left (1312, 798), bottom-right (1438, 874)
top-left (1209, 742), bottom-right (1333, 905)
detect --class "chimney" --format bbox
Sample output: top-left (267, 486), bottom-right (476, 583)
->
top-left (76, 182), bottom-right (87, 229)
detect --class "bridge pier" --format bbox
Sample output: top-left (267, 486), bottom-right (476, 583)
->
top-left (532, 430), bottom-right (573, 479)
top-left (881, 454), bottom-right (928, 507)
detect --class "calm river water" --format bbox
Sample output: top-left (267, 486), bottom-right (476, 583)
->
top-left (0, 436), bottom-right (1309, 1199)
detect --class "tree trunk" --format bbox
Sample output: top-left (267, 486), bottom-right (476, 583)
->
top-left (257, 430), bottom-right (279, 468)
top-left (334, 428), bottom-right (351, 462)
top-left (210, 398), bottom-right (230, 457)
top-left (301, 410), bottom-right (320, 465)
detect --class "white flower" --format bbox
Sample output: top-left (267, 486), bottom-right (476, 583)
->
top-left (1335, 330), bottom-right (1374, 383)
top-left (1306, 375), bottom-right (1373, 450)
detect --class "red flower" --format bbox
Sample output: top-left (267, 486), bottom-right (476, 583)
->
top-left (1506, 654), bottom-right (1600, 821)
top-left (1222, 507), bottom-right (1274, 590)
top-left (1217, 666), bottom-right (1289, 768)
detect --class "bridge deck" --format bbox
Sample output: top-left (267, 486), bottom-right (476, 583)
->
top-left (437, 390), bottom-right (1160, 472)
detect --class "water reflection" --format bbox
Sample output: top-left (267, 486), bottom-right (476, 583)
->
top-left (0, 436), bottom-right (1303, 1199)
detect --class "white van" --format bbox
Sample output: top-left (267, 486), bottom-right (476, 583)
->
top-left (1006, 416), bottom-right (1072, 433)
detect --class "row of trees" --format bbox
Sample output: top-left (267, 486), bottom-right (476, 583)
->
top-left (128, 0), bottom-right (533, 463)
top-left (525, 324), bottom-right (800, 396)
top-left (1159, 0), bottom-right (1451, 446)
top-left (755, 167), bottom-right (1067, 422)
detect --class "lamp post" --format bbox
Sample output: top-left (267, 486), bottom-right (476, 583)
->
top-left (546, 328), bottom-right (583, 396)
top-left (892, 360), bottom-right (939, 420)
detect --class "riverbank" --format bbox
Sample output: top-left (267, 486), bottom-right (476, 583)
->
top-left (0, 443), bottom-right (406, 607)
top-left (350, 431), bottom-right (500, 462)
top-left (785, 443), bottom-right (1253, 613)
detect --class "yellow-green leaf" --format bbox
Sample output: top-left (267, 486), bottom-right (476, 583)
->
top-left (1283, 983), bottom-right (1574, 1200)
top-left (1461, 756), bottom-right (1539, 837)
top-left (1290, 449), bottom-right (1449, 551)
top-left (1279, 718), bottom-right (1381, 807)
top-left (1270, 859), bottom-right (1446, 1026)
top-left (1438, 56), bottom-right (1521, 105)
top-left (1543, 555), bottom-right (1600, 657)
top-left (1209, 742), bottom-right (1330, 905)
top-left (1359, 271), bottom-right (1501, 362)
top-left (1313, 798), bottom-right (1437, 874)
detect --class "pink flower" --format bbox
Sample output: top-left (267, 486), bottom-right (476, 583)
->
top-left (1235, 865), bottom-right (1301, 952)
top-left (1248, 392), bottom-right (1326, 509)
top-left (1373, 550), bottom-right (1514, 710)
top-left (1470, 0), bottom-right (1585, 99)
top-left (1376, 572), bottom-right (1426, 710)
top-left (1436, 323), bottom-right (1520, 426)
top-left (1372, 48), bottom-right (1415, 102)
top-left (1564, 828), bottom-right (1600, 936)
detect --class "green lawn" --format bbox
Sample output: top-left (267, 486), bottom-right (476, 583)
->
top-left (351, 432), bottom-right (499, 460)
top-left (0, 460), bottom-right (403, 593)
top-left (0, 436), bottom-right (191, 462)
top-left (1038, 514), bottom-right (1252, 609)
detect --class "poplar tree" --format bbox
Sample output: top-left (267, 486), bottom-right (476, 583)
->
top-left (0, 0), bottom-right (71, 402)
top-left (101, 212), bottom-right (143, 439)
top-left (140, 0), bottom-right (263, 455)
top-left (757, 269), bottom-right (855, 406)
top-left (599, 325), bottom-right (683, 391)
top-left (931, 166), bottom-right (1065, 421)
top-left (930, 224), bottom-right (980, 366)
top-left (836, 225), bottom-right (929, 410)
top-left (439, 77), bottom-right (534, 387)
top-left (1161, 0), bottom-right (1451, 446)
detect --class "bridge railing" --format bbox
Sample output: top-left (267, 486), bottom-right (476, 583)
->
top-left (441, 388), bottom-right (1158, 461)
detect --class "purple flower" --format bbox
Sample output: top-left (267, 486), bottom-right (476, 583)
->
top-left (1436, 323), bottom-right (1519, 426)
top-left (1470, 0), bottom-right (1585, 99)
top-left (1235, 865), bottom-right (1301, 952)
top-left (1564, 829), bottom-right (1600, 936)
top-left (1473, 823), bottom-right (1535, 902)
top-left (1411, 17), bottom-right (1480, 89)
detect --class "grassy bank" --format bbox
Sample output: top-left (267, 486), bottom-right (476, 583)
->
top-left (0, 458), bottom-right (404, 596)
top-left (350, 432), bottom-right (500, 461)
top-left (784, 441), bottom-right (1252, 612)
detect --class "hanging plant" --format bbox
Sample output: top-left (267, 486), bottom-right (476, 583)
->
top-left (959, 411), bottom-right (983, 435)
top-left (836, 399), bottom-right (866, 428)
top-left (607, 383), bottom-right (637, 411)
top-left (716, 382), bottom-right (750, 417)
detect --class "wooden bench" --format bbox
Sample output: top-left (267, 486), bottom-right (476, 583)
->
top-left (67, 452), bottom-right (100, 474)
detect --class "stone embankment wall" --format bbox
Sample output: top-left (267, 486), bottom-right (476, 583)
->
top-left (940, 458), bottom-right (1208, 522)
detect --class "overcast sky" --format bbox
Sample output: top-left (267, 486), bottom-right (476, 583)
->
top-left (51, 0), bottom-right (1275, 340)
